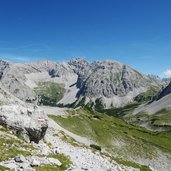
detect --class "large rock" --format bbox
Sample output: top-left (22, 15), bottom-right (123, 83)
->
top-left (48, 158), bottom-right (62, 166)
top-left (30, 158), bottom-right (41, 167)
top-left (0, 104), bottom-right (48, 143)
top-left (15, 155), bottom-right (27, 163)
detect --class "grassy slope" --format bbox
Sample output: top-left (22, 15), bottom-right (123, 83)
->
top-left (0, 133), bottom-right (33, 170)
top-left (94, 86), bottom-right (160, 117)
top-left (0, 165), bottom-right (10, 171)
top-left (0, 135), bottom-right (33, 162)
top-left (34, 154), bottom-right (71, 171)
top-left (152, 109), bottom-right (171, 126)
top-left (34, 81), bottom-right (65, 106)
top-left (49, 107), bottom-right (171, 169)
top-left (133, 86), bottom-right (160, 103)
top-left (98, 103), bottom-right (140, 117)
top-left (0, 129), bottom-right (71, 171)
top-left (125, 109), bottom-right (171, 130)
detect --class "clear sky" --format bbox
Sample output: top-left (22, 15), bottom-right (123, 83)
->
top-left (0, 0), bottom-right (171, 77)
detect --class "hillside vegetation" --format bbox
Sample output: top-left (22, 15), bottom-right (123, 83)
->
top-left (49, 107), bottom-right (171, 170)
top-left (125, 109), bottom-right (171, 131)
top-left (34, 82), bottom-right (65, 106)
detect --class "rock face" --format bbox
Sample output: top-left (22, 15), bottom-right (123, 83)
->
top-left (133, 81), bottom-right (171, 115)
top-left (0, 60), bottom-right (9, 79)
top-left (152, 81), bottom-right (171, 102)
top-left (0, 104), bottom-right (48, 143)
top-left (0, 58), bottom-right (162, 108)
top-left (15, 155), bottom-right (27, 163)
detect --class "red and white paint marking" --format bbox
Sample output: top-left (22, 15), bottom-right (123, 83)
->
top-left (37, 117), bottom-right (45, 123)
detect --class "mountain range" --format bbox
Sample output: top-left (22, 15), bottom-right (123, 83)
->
top-left (0, 58), bottom-right (165, 108)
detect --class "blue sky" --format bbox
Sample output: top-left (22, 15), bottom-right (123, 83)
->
top-left (0, 0), bottom-right (171, 77)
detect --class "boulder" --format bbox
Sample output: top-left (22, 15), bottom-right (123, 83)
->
top-left (30, 158), bottom-right (41, 167)
top-left (0, 104), bottom-right (48, 143)
top-left (14, 155), bottom-right (26, 163)
top-left (48, 158), bottom-right (62, 166)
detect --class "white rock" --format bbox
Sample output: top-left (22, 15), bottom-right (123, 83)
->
top-left (52, 147), bottom-right (61, 154)
top-left (0, 104), bottom-right (48, 143)
top-left (48, 158), bottom-right (62, 166)
top-left (14, 155), bottom-right (26, 163)
top-left (40, 147), bottom-right (50, 155)
top-left (30, 158), bottom-right (40, 166)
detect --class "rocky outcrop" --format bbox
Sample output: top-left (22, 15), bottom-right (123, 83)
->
top-left (0, 60), bottom-right (9, 79)
top-left (0, 105), bottom-right (48, 143)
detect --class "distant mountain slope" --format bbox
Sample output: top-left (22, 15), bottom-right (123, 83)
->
top-left (133, 81), bottom-right (171, 115)
top-left (0, 60), bottom-right (56, 101)
top-left (0, 58), bottom-right (162, 108)
top-left (125, 82), bottom-right (171, 132)
top-left (0, 60), bottom-right (74, 102)
top-left (152, 81), bottom-right (171, 102)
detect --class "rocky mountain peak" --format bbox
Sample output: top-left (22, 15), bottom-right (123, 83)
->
top-left (67, 59), bottom-right (162, 108)
top-left (69, 58), bottom-right (88, 68)
top-left (148, 74), bottom-right (161, 81)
